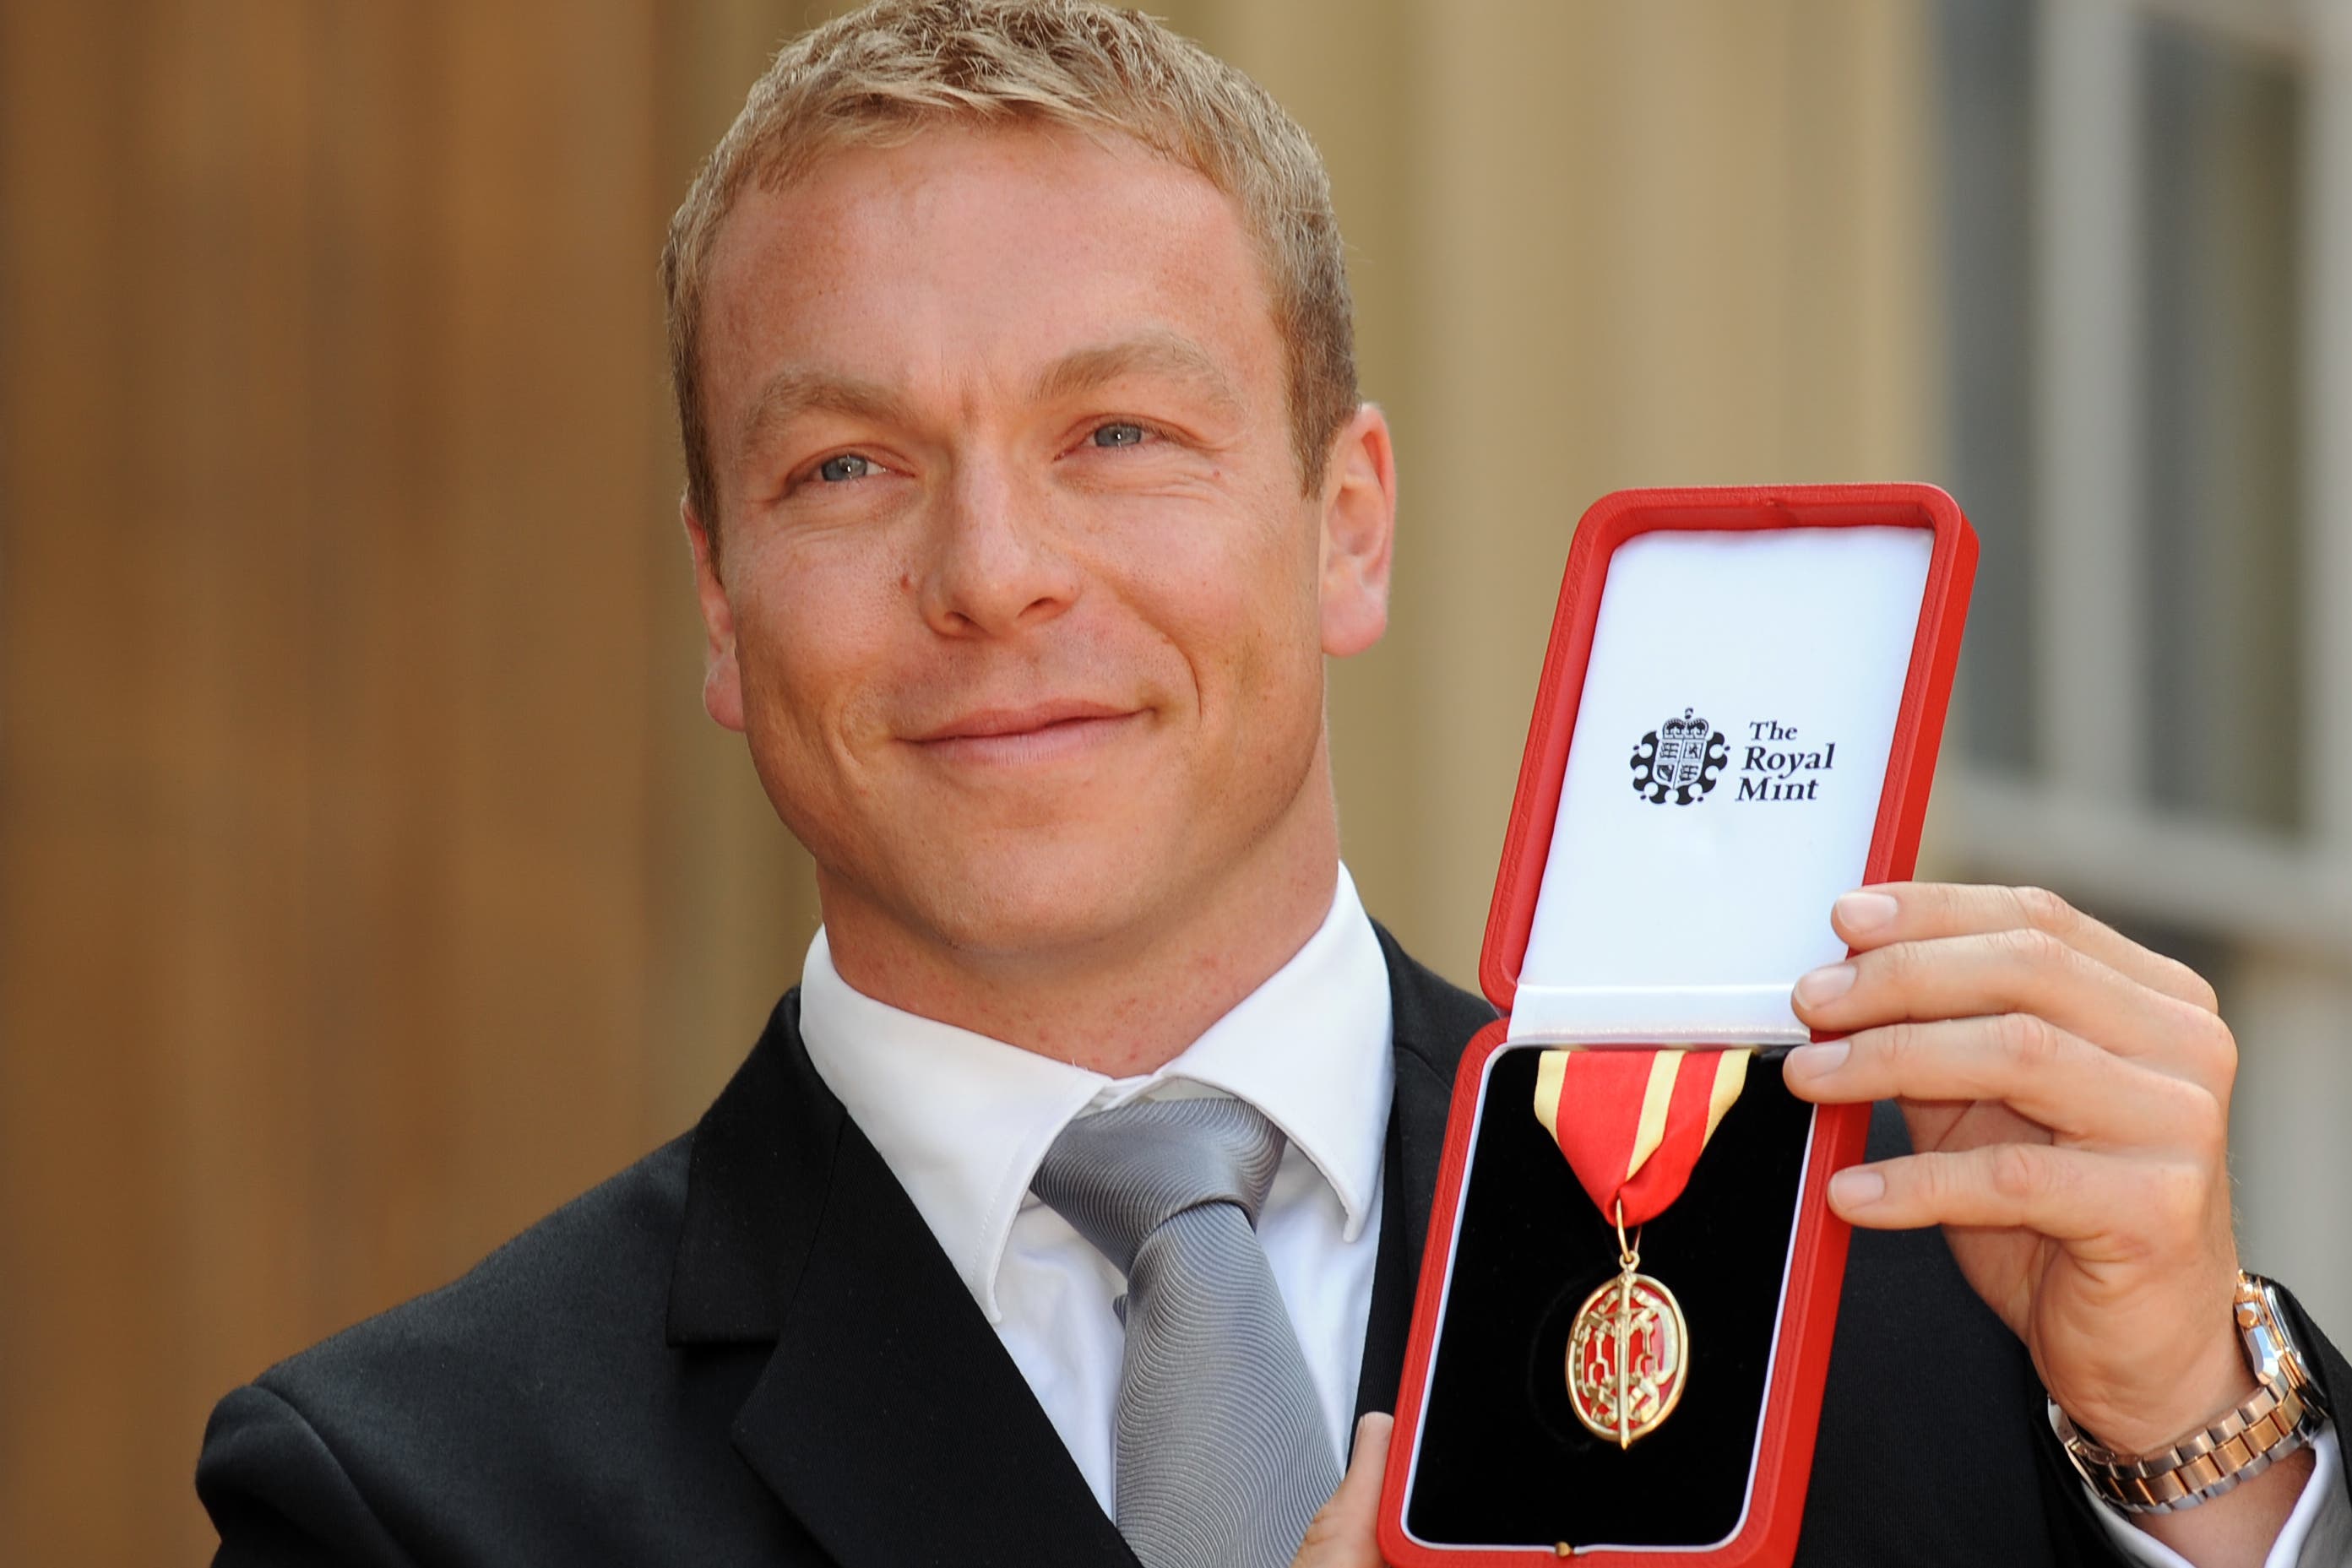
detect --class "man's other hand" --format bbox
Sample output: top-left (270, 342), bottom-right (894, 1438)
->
top-left (1783, 882), bottom-right (2312, 1566)
top-left (1296, 1413), bottom-right (1393, 1567)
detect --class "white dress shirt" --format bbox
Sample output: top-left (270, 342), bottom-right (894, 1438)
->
top-left (798, 865), bottom-right (1393, 1511)
top-left (796, 863), bottom-right (2341, 1563)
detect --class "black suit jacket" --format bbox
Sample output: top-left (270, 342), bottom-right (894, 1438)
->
top-left (199, 930), bottom-right (2350, 1565)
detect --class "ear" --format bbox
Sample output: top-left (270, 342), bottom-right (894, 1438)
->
top-left (1317, 404), bottom-right (1396, 658)
top-left (684, 498), bottom-right (747, 734)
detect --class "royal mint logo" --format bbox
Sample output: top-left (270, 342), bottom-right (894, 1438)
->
top-left (1632, 712), bottom-right (1839, 806)
top-left (1630, 708), bottom-right (1728, 805)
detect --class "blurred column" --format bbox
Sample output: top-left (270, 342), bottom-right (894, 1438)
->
top-left (2306, 0), bottom-right (2352, 849)
top-left (2230, 951), bottom-right (2352, 1333)
top-left (2233, 0), bottom-right (2352, 1336)
top-left (2033, 0), bottom-right (2148, 800)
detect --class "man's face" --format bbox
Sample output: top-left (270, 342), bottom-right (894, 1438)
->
top-left (688, 125), bottom-right (1391, 970)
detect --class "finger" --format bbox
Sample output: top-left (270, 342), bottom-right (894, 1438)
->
top-left (1824, 1142), bottom-right (2207, 1247)
top-left (1830, 882), bottom-right (2219, 1013)
top-left (1294, 1413), bottom-right (1393, 1567)
top-left (1790, 929), bottom-right (2230, 1086)
top-left (1781, 1016), bottom-right (2221, 1149)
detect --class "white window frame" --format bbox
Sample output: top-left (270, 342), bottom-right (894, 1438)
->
top-left (1933, 0), bottom-right (2352, 1331)
top-left (1940, 0), bottom-right (2352, 956)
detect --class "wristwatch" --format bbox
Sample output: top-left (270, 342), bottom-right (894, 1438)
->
top-left (2053, 1272), bottom-right (2330, 1514)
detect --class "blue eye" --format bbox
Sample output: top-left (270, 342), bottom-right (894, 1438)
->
top-left (817, 453), bottom-right (874, 482)
top-left (1091, 423), bottom-right (1147, 448)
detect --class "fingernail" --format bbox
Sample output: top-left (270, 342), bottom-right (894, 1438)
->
top-left (1784, 1041), bottom-right (1849, 1079)
top-left (1794, 963), bottom-right (1857, 1006)
top-left (1830, 1168), bottom-right (1886, 1207)
top-left (1833, 890), bottom-right (1900, 934)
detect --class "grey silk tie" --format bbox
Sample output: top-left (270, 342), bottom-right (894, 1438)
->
top-left (1031, 1096), bottom-right (1341, 1568)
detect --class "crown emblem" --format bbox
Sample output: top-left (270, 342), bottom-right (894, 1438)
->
top-left (1630, 708), bottom-right (1728, 806)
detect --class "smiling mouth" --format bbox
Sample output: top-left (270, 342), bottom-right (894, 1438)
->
top-left (907, 702), bottom-right (1146, 764)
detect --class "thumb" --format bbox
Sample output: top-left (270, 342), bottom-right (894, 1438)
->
top-left (1293, 1413), bottom-right (1394, 1566)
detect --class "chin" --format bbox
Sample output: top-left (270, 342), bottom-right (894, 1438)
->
top-left (908, 834), bottom-right (1186, 960)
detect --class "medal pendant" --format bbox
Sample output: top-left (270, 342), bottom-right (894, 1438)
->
top-left (1535, 1051), bottom-right (1740, 1451)
top-left (1566, 1266), bottom-right (1687, 1448)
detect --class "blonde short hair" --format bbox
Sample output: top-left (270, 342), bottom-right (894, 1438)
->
top-left (660, 0), bottom-right (1357, 534)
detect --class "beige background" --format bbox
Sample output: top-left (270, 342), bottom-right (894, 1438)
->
top-left (7, 3), bottom-right (2344, 1563)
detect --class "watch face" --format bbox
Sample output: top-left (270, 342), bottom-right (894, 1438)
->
top-left (2241, 1277), bottom-right (2302, 1391)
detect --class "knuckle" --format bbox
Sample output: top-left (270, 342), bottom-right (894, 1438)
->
top-left (1299, 1510), bottom-right (1343, 1551)
top-left (1996, 1011), bottom-right (2063, 1073)
top-left (1985, 1142), bottom-right (2047, 1204)
top-left (2182, 1087), bottom-right (2230, 1167)
top-left (2148, 1159), bottom-right (2213, 1230)
top-left (2170, 961), bottom-right (2223, 1015)
top-left (1871, 1019), bottom-right (1924, 1070)
top-left (2002, 925), bottom-right (2072, 970)
top-left (2013, 884), bottom-right (2077, 935)
top-left (2144, 1070), bottom-right (2228, 1159)
top-left (1872, 940), bottom-right (1922, 986)
top-left (2171, 1005), bottom-right (2239, 1087)
top-left (2200, 1013), bottom-right (2240, 1077)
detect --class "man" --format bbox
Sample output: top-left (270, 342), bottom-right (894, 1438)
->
top-left (197, 3), bottom-right (2348, 1565)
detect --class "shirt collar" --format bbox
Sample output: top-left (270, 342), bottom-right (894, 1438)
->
top-left (796, 865), bottom-right (1394, 1322)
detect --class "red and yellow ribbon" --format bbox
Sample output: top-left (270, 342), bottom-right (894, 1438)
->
top-left (1534, 1048), bottom-right (1751, 1228)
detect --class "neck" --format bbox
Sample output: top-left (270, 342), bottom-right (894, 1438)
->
top-left (818, 765), bottom-right (1344, 1077)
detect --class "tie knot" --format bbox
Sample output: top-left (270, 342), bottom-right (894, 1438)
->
top-left (1030, 1096), bottom-right (1285, 1273)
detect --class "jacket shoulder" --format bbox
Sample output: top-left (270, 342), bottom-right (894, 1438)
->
top-left (267, 1131), bottom-right (693, 1396)
top-left (198, 1134), bottom-right (710, 1559)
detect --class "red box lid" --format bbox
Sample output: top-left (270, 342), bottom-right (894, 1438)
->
top-left (1480, 483), bottom-right (1977, 1019)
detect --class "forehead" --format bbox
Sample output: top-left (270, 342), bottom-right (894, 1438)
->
top-left (698, 123), bottom-right (1285, 413)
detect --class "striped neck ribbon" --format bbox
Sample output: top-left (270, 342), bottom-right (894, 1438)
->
top-left (1533, 1048), bottom-right (1752, 1229)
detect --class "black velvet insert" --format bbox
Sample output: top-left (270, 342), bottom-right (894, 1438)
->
top-left (1403, 1048), bottom-right (1813, 1551)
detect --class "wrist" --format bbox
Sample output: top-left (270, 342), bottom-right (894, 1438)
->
top-left (2079, 1330), bottom-right (2258, 1457)
top-left (2054, 1273), bottom-right (2328, 1516)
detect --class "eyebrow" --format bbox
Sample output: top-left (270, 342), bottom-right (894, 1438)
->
top-left (1027, 332), bottom-right (1247, 422)
top-left (733, 331), bottom-right (1248, 464)
top-left (736, 367), bottom-right (917, 465)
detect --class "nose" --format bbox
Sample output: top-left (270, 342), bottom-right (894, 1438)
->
top-left (913, 456), bottom-right (1079, 638)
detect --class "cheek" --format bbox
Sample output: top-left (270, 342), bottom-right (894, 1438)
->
top-left (728, 540), bottom-right (901, 766)
top-left (1127, 495), bottom-right (1323, 730)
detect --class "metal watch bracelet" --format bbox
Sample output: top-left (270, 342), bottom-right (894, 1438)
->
top-left (2053, 1272), bottom-right (2329, 1515)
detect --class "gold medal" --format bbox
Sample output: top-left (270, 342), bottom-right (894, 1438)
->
top-left (1565, 1204), bottom-right (1688, 1446)
top-left (1535, 1048), bottom-right (1746, 1448)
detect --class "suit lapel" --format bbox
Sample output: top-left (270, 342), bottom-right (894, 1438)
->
top-left (1355, 925), bottom-right (1498, 1428)
top-left (670, 931), bottom-right (1498, 1553)
top-left (668, 995), bottom-right (1136, 1568)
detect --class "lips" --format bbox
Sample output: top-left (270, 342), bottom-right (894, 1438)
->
top-left (910, 699), bottom-right (1136, 742)
top-left (904, 699), bottom-right (1145, 762)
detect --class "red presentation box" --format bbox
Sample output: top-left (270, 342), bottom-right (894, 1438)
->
top-left (1378, 484), bottom-right (1977, 1565)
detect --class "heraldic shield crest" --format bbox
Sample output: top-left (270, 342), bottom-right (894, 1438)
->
top-left (1630, 708), bottom-right (1728, 805)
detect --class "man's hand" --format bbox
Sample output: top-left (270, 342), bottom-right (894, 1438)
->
top-left (1295, 1413), bottom-right (1393, 1567)
top-left (1782, 882), bottom-right (2311, 1565)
